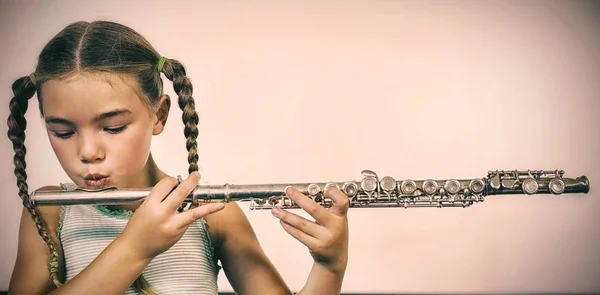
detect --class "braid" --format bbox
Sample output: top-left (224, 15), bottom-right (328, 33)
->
top-left (161, 58), bottom-right (200, 173)
top-left (7, 75), bottom-right (63, 288)
top-left (132, 277), bottom-right (156, 295)
top-left (130, 57), bottom-right (200, 295)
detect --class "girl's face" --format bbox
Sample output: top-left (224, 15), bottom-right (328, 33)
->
top-left (40, 73), bottom-right (166, 189)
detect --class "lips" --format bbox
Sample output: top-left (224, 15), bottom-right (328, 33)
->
top-left (83, 173), bottom-right (110, 188)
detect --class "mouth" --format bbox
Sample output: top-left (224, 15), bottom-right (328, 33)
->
top-left (83, 173), bottom-right (110, 188)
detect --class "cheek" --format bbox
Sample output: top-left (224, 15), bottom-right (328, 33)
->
top-left (47, 132), bottom-right (78, 172)
top-left (109, 125), bottom-right (153, 171)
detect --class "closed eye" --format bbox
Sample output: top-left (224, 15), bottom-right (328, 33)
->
top-left (104, 125), bottom-right (127, 134)
top-left (52, 131), bottom-right (74, 139)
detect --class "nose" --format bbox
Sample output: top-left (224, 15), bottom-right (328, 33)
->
top-left (78, 132), bottom-right (105, 164)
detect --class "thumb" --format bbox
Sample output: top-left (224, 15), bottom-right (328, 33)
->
top-left (325, 187), bottom-right (350, 216)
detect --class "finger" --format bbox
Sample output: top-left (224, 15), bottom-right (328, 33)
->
top-left (324, 187), bottom-right (350, 216)
top-left (271, 207), bottom-right (325, 239)
top-left (279, 219), bottom-right (319, 249)
top-left (284, 186), bottom-right (330, 224)
top-left (163, 172), bottom-right (200, 210)
top-left (145, 176), bottom-right (179, 204)
top-left (175, 202), bottom-right (225, 227)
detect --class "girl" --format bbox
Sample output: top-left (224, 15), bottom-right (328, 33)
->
top-left (7, 20), bottom-right (349, 295)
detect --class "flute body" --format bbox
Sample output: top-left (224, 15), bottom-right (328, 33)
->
top-left (30, 169), bottom-right (590, 210)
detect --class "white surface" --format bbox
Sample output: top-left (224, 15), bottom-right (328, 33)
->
top-left (1, 0), bottom-right (599, 293)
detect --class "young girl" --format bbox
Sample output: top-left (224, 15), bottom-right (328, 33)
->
top-left (7, 20), bottom-right (349, 295)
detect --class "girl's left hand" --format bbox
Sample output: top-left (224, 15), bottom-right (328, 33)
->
top-left (271, 186), bottom-right (350, 274)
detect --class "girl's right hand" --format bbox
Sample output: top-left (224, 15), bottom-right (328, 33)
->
top-left (119, 172), bottom-right (225, 260)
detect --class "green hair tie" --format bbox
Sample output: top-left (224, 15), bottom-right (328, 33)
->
top-left (29, 72), bottom-right (37, 86)
top-left (157, 56), bottom-right (168, 72)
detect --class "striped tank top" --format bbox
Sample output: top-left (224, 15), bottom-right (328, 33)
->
top-left (57, 200), bottom-right (221, 294)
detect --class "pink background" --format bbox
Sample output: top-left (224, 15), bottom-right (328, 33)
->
top-left (1, 0), bottom-right (599, 293)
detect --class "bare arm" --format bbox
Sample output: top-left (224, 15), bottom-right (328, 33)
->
top-left (210, 186), bottom-right (349, 295)
top-left (272, 187), bottom-right (349, 295)
top-left (9, 204), bottom-right (161, 295)
top-left (208, 202), bottom-right (292, 295)
top-left (9, 173), bottom-right (225, 295)
top-left (9, 205), bottom-right (63, 295)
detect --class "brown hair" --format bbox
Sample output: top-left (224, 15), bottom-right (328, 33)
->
top-left (6, 20), bottom-right (200, 294)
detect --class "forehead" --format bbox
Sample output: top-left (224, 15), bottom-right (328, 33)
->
top-left (40, 73), bottom-right (150, 119)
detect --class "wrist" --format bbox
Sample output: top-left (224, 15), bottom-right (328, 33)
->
top-left (112, 235), bottom-right (154, 266)
top-left (313, 252), bottom-right (348, 276)
top-left (314, 259), bottom-right (347, 278)
top-left (297, 262), bottom-right (347, 295)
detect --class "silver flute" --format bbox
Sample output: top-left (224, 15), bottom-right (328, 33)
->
top-left (30, 169), bottom-right (590, 210)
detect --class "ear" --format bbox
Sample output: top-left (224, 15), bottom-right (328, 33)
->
top-left (153, 94), bottom-right (171, 135)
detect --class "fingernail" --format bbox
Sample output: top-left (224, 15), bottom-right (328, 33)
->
top-left (285, 186), bottom-right (293, 196)
top-left (193, 171), bottom-right (200, 178)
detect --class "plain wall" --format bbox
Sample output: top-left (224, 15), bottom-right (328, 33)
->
top-left (1, 0), bottom-right (599, 293)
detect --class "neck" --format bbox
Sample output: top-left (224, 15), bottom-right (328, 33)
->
top-left (138, 153), bottom-right (168, 187)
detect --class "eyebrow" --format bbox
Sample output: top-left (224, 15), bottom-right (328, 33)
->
top-left (45, 109), bottom-right (132, 125)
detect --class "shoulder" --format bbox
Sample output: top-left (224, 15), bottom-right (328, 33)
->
top-left (204, 201), bottom-right (252, 249)
top-left (9, 186), bottom-right (65, 294)
top-left (30, 185), bottom-right (65, 231)
top-left (202, 200), bottom-right (271, 261)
